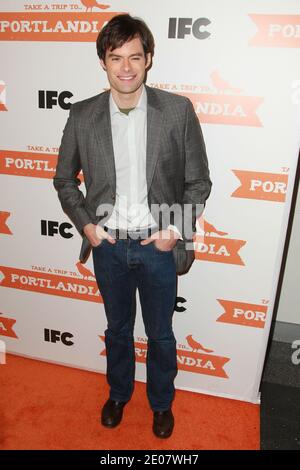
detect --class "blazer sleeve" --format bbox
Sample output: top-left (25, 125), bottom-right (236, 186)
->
top-left (53, 106), bottom-right (92, 235)
top-left (175, 98), bottom-right (212, 239)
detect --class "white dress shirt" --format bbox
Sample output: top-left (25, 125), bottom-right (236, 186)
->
top-left (105, 85), bottom-right (157, 231)
top-left (105, 85), bottom-right (181, 238)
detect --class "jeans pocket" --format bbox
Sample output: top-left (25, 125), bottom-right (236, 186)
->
top-left (152, 241), bottom-right (173, 254)
top-left (93, 238), bottom-right (106, 249)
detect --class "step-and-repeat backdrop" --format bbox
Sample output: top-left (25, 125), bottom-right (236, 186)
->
top-left (1, 0), bottom-right (299, 403)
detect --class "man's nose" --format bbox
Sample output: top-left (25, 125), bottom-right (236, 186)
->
top-left (122, 59), bottom-right (131, 71)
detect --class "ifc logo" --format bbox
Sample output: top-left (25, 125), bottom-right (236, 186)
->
top-left (168, 18), bottom-right (211, 39)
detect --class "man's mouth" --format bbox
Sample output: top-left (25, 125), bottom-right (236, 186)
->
top-left (118, 75), bottom-right (136, 81)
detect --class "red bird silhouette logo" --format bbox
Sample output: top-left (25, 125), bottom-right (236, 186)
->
top-left (76, 261), bottom-right (95, 280)
top-left (203, 221), bottom-right (228, 237)
top-left (0, 211), bottom-right (12, 235)
top-left (79, 0), bottom-right (110, 11)
top-left (186, 335), bottom-right (214, 353)
top-left (210, 70), bottom-right (243, 94)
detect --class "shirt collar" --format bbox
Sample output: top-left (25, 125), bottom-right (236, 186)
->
top-left (109, 84), bottom-right (147, 116)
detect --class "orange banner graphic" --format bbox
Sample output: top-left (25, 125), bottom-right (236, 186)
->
top-left (231, 170), bottom-right (288, 202)
top-left (0, 266), bottom-right (102, 303)
top-left (0, 150), bottom-right (57, 178)
top-left (194, 235), bottom-right (246, 265)
top-left (100, 336), bottom-right (229, 378)
top-left (217, 299), bottom-right (267, 328)
top-left (0, 150), bottom-right (84, 181)
top-left (181, 92), bottom-right (263, 127)
top-left (249, 14), bottom-right (300, 48)
top-left (0, 12), bottom-right (124, 42)
top-left (0, 211), bottom-right (12, 235)
top-left (0, 82), bottom-right (7, 111)
top-left (0, 314), bottom-right (18, 339)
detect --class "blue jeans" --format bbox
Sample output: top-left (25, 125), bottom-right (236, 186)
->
top-left (92, 237), bottom-right (178, 412)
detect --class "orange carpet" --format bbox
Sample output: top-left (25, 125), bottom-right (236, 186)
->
top-left (0, 354), bottom-right (259, 450)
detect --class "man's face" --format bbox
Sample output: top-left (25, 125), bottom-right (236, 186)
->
top-left (100, 36), bottom-right (151, 98)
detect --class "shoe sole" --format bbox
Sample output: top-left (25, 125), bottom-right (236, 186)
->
top-left (101, 419), bottom-right (122, 428)
top-left (152, 427), bottom-right (174, 439)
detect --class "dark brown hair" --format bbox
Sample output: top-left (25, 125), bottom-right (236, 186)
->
top-left (96, 14), bottom-right (155, 62)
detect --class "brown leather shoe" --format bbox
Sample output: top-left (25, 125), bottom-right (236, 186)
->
top-left (101, 399), bottom-right (127, 428)
top-left (153, 409), bottom-right (174, 438)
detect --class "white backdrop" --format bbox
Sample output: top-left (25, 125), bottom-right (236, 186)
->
top-left (0, 0), bottom-right (299, 403)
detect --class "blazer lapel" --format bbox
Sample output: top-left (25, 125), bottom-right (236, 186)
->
top-left (92, 86), bottom-right (163, 196)
top-left (145, 85), bottom-right (164, 193)
top-left (92, 91), bottom-right (116, 194)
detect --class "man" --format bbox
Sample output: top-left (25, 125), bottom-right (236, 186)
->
top-left (53, 14), bottom-right (212, 439)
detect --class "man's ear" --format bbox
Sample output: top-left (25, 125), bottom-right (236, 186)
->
top-left (100, 59), bottom-right (106, 71)
top-left (145, 53), bottom-right (152, 70)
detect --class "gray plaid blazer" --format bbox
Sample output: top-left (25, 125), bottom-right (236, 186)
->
top-left (53, 85), bottom-right (212, 274)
